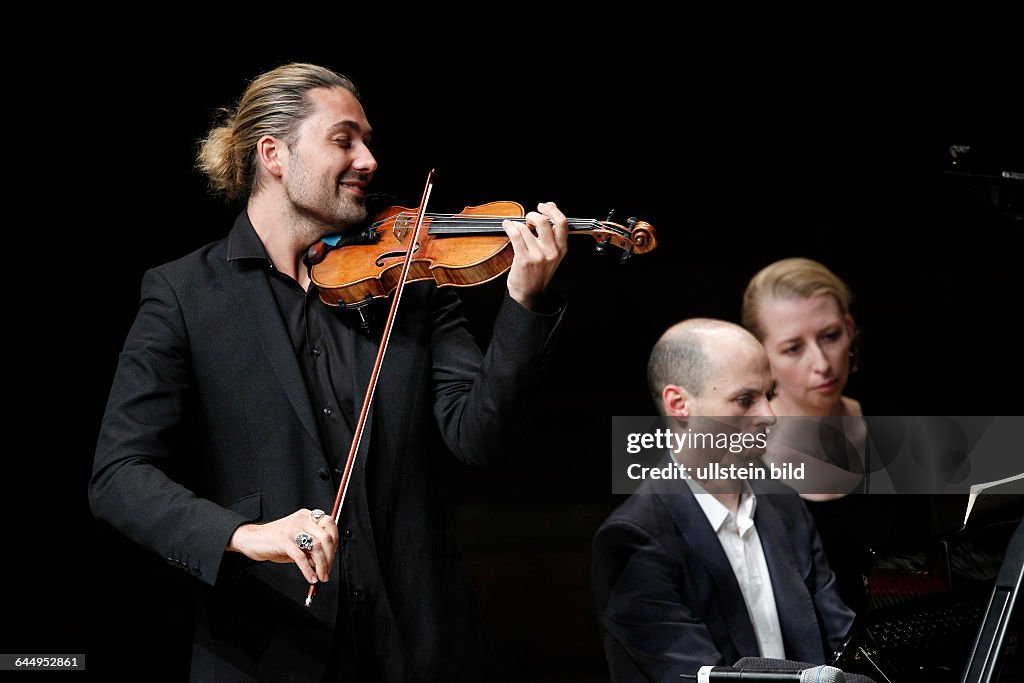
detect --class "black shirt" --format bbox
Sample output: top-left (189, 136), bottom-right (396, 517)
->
top-left (227, 216), bottom-right (357, 467)
top-left (224, 211), bottom-right (564, 681)
top-left (227, 215), bottom-right (378, 681)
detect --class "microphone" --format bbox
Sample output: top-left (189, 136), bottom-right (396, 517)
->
top-left (696, 664), bottom-right (846, 682)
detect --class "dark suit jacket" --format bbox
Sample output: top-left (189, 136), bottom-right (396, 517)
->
top-left (90, 212), bottom-right (563, 682)
top-left (591, 475), bottom-right (855, 682)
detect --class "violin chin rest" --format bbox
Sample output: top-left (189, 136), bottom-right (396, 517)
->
top-left (304, 242), bottom-right (329, 267)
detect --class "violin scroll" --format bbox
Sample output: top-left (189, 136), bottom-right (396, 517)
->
top-left (626, 217), bottom-right (656, 254)
top-left (592, 216), bottom-right (657, 263)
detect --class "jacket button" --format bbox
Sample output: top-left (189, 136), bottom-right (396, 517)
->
top-left (318, 467), bottom-right (330, 480)
top-left (343, 528), bottom-right (353, 539)
top-left (350, 589), bottom-right (363, 600)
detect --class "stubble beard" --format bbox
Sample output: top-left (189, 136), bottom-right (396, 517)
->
top-left (285, 160), bottom-right (368, 244)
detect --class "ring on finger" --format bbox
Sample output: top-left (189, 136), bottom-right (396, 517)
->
top-left (295, 532), bottom-right (314, 552)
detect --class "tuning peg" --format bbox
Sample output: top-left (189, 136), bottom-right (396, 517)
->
top-left (626, 216), bottom-right (638, 230)
top-left (595, 235), bottom-right (615, 257)
top-left (605, 209), bottom-right (616, 222)
top-left (618, 244), bottom-right (634, 264)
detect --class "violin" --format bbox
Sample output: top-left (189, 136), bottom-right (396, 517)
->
top-left (306, 200), bottom-right (657, 310)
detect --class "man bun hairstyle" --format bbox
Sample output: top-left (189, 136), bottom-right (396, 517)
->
top-left (196, 63), bottom-right (358, 202)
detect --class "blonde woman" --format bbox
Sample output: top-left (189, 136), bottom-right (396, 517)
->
top-left (743, 257), bottom-right (865, 501)
top-left (743, 258), bottom-right (875, 613)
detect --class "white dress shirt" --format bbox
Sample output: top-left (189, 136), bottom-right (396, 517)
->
top-left (685, 477), bottom-right (786, 658)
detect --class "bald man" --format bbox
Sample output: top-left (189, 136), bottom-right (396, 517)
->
top-left (592, 319), bottom-right (854, 682)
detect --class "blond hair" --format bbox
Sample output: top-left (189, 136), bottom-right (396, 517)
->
top-left (742, 257), bottom-right (852, 340)
top-left (196, 63), bottom-right (358, 201)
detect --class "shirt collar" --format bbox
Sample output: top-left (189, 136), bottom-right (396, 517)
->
top-left (685, 477), bottom-right (758, 533)
top-left (225, 210), bottom-right (271, 263)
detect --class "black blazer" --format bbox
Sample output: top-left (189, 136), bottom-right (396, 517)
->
top-left (90, 212), bottom-right (563, 681)
top-left (591, 476), bottom-right (856, 682)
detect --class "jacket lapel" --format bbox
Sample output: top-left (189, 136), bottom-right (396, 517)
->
top-left (230, 264), bottom-right (324, 453)
top-left (752, 490), bottom-right (826, 661)
top-left (346, 318), bottom-right (377, 466)
top-left (654, 480), bottom-right (761, 657)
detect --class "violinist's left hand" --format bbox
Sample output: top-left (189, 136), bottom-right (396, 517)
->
top-left (501, 201), bottom-right (569, 310)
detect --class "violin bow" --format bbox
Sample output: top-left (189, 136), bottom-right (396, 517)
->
top-left (305, 168), bottom-right (436, 606)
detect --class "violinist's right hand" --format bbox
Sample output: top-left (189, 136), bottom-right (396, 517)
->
top-left (226, 509), bottom-right (339, 585)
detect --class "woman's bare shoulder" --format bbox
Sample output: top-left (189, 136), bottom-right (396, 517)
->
top-left (842, 395), bottom-right (863, 416)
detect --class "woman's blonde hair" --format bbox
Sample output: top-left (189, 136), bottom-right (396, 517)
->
top-left (742, 257), bottom-right (852, 340)
top-left (196, 63), bottom-right (358, 201)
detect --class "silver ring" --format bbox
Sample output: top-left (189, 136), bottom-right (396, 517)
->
top-left (310, 509), bottom-right (326, 522)
top-left (295, 532), bottom-right (314, 552)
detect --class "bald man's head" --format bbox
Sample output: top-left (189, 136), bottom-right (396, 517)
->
top-left (646, 318), bottom-right (767, 414)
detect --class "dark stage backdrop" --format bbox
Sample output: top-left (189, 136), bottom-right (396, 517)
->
top-left (9, 53), bottom-right (1021, 680)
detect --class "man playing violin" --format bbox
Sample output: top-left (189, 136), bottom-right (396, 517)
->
top-left (90, 62), bottom-right (567, 682)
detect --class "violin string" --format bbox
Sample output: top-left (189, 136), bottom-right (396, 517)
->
top-left (370, 214), bottom-right (634, 237)
top-left (423, 220), bottom-right (600, 228)
top-left (394, 216), bottom-right (607, 228)
top-left (427, 220), bottom-right (630, 237)
top-left (382, 213), bottom-right (603, 224)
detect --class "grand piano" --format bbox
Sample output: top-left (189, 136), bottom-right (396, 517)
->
top-left (830, 492), bottom-right (1023, 682)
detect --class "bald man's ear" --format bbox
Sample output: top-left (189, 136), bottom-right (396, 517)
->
top-left (662, 385), bottom-right (694, 417)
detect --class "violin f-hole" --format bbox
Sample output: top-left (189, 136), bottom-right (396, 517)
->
top-left (374, 242), bottom-right (420, 267)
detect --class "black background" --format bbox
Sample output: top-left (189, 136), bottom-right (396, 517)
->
top-left (7, 47), bottom-right (1023, 681)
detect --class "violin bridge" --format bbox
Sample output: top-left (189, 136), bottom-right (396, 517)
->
top-left (393, 213), bottom-right (414, 243)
